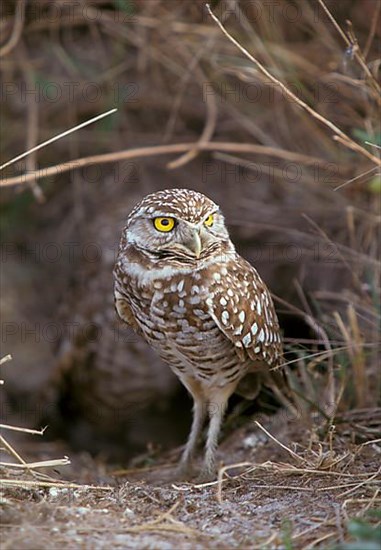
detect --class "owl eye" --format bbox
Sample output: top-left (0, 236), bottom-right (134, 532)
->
top-left (153, 217), bottom-right (176, 232)
top-left (204, 214), bottom-right (214, 227)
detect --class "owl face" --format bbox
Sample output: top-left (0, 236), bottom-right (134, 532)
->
top-left (124, 189), bottom-right (232, 260)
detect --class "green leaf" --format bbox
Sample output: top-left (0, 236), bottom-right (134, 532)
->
top-left (368, 175), bottom-right (381, 194)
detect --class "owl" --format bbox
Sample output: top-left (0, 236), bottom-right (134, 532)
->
top-left (113, 188), bottom-right (283, 479)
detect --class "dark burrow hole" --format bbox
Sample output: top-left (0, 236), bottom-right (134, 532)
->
top-left (40, 310), bottom-right (313, 465)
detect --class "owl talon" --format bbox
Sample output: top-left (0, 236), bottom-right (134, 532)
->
top-left (175, 462), bottom-right (196, 482)
top-left (196, 465), bottom-right (217, 483)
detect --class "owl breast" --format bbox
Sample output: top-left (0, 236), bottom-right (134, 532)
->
top-left (122, 261), bottom-right (253, 390)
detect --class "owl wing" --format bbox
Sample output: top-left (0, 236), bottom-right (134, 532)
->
top-left (206, 255), bottom-right (283, 368)
top-left (114, 292), bottom-right (141, 333)
top-left (113, 263), bottom-right (142, 334)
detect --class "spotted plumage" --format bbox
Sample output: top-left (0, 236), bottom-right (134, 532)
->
top-left (113, 188), bottom-right (283, 478)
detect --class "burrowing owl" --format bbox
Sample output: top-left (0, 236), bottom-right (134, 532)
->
top-left (114, 188), bottom-right (283, 478)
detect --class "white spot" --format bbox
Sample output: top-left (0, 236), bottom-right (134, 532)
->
top-left (235, 341), bottom-right (243, 348)
top-left (191, 285), bottom-right (199, 294)
top-left (250, 301), bottom-right (255, 311)
top-left (189, 295), bottom-right (201, 305)
top-left (256, 301), bottom-right (262, 315)
top-left (239, 311), bottom-right (245, 323)
top-left (213, 273), bottom-right (221, 282)
top-left (221, 267), bottom-right (228, 276)
top-left (114, 290), bottom-right (125, 300)
top-left (254, 346), bottom-right (260, 354)
top-left (220, 297), bottom-right (227, 306)
top-left (264, 307), bottom-right (270, 324)
top-left (221, 310), bottom-right (229, 325)
top-left (179, 299), bottom-right (184, 308)
top-left (177, 280), bottom-right (185, 292)
top-left (233, 325), bottom-right (243, 336)
top-left (173, 305), bottom-right (186, 314)
top-left (193, 309), bottom-right (205, 317)
top-left (227, 289), bottom-right (234, 297)
top-left (153, 281), bottom-right (162, 289)
top-left (242, 333), bottom-right (252, 346)
top-left (258, 328), bottom-right (265, 342)
top-left (251, 322), bottom-right (258, 335)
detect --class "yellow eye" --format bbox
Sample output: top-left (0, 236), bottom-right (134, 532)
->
top-left (153, 217), bottom-right (175, 232)
top-left (204, 214), bottom-right (214, 227)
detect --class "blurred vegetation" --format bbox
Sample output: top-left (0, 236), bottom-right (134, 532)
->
top-left (334, 511), bottom-right (381, 550)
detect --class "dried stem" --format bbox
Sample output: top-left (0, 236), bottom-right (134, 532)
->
top-left (0, 108), bottom-right (118, 172)
top-left (206, 4), bottom-right (381, 166)
top-left (0, 0), bottom-right (26, 57)
top-left (0, 142), bottom-right (331, 188)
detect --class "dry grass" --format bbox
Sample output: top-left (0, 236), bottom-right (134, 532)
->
top-left (1, 355), bottom-right (111, 496)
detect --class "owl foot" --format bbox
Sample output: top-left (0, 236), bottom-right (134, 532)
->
top-left (174, 460), bottom-right (197, 482)
top-left (194, 467), bottom-right (217, 484)
top-left (174, 462), bottom-right (216, 483)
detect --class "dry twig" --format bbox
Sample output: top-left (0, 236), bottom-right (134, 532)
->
top-left (206, 4), bottom-right (381, 166)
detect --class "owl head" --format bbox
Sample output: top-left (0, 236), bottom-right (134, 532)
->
top-left (123, 188), bottom-right (232, 260)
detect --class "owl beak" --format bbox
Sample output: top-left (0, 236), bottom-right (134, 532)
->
top-left (186, 229), bottom-right (202, 258)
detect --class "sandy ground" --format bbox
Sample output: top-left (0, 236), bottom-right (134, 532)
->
top-left (1, 411), bottom-right (380, 549)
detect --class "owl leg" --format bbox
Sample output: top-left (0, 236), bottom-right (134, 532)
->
top-left (178, 396), bottom-right (206, 474)
top-left (201, 384), bottom-right (235, 480)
